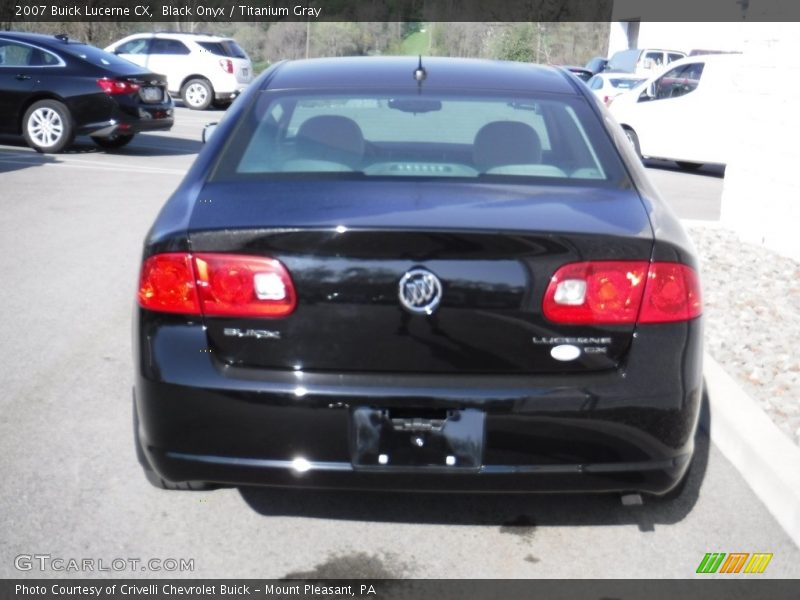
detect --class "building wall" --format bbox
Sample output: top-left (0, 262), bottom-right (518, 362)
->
top-left (720, 23), bottom-right (800, 259)
top-left (608, 5), bottom-right (800, 259)
top-left (608, 22), bottom-right (746, 57)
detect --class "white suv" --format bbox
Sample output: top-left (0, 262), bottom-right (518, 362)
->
top-left (105, 33), bottom-right (253, 110)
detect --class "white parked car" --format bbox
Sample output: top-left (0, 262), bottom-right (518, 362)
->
top-left (586, 73), bottom-right (647, 105)
top-left (105, 33), bottom-right (253, 110)
top-left (609, 53), bottom-right (740, 170)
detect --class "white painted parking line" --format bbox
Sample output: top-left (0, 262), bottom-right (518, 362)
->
top-left (0, 154), bottom-right (186, 175)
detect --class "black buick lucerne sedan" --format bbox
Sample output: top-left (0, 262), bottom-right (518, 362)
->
top-left (134, 57), bottom-right (703, 497)
top-left (0, 31), bottom-right (173, 152)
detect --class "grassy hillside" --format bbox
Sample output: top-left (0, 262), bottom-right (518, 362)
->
top-left (398, 27), bottom-right (431, 55)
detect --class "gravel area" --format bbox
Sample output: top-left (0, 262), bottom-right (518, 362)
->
top-left (687, 225), bottom-right (800, 446)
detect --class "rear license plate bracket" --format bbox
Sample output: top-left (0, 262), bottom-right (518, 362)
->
top-left (140, 87), bottom-right (162, 103)
top-left (351, 407), bottom-right (484, 469)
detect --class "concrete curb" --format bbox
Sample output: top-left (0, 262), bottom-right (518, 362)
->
top-left (704, 353), bottom-right (800, 548)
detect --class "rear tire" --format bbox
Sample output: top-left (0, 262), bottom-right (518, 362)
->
top-left (143, 469), bottom-right (214, 491)
top-left (22, 100), bottom-right (74, 153)
top-left (676, 161), bottom-right (703, 171)
top-left (181, 78), bottom-right (213, 110)
top-left (92, 133), bottom-right (135, 150)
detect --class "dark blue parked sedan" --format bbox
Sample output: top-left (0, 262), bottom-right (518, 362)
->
top-left (134, 57), bottom-right (703, 498)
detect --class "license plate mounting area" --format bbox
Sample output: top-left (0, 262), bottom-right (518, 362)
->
top-left (351, 407), bottom-right (484, 470)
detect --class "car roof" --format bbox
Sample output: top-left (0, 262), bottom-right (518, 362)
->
top-left (113, 32), bottom-right (233, 42)
top-left (673, 52), bottom-right (741, 64)
top-left (264, 56), bottom-right (578, 94)
top-left (612, 48), bottom-right (685, 55)
top-left (0, 31), bottom-right (91, 49)
top-left (149, 32), bottom-right (233, 42)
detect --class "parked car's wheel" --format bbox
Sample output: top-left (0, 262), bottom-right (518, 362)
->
top-left (676, 161), bottom-right (703, 171)
top-left (622, 126), bottom-right (641, 160)
top-left (92, 133), bottom-right (135, 150)
top-left (181, 78), bottom-right (213, 110)
top-left (22, 100), bottom-right (74, 153)
top-left (142, 468), bottom-right (214, 491)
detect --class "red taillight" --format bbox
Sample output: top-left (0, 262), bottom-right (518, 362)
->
top-left (138, 253), bottom-right (200, 314)
top-left (219, 59), bottom-right (233, 74)
top-left (543, 261), bottom-right (701, 325)
top-left (97, 78), bottom-right (140, 95)
top-left (137, 253), bottom-right (296, 318)
top-left (639, 262), bottom-right (702, 323)
top-left (194, 253), bottom-right (296, 317)
top-left (543, 261), bottom-right (648, 324)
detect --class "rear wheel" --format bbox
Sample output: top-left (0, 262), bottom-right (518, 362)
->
top-left (676, 161), bottom-right (703, 171)
top-left (181, 78), bottom-right (213, 110)
top-left (22, 100), bottom-right (74, 153)
top-left (92, 133), bottom-right (135, 150)
top-left (142, 470), bottom-right (214, 491)
top-left (623, 127), bottom-right (641, 161)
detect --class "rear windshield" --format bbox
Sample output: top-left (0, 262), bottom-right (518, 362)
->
top-left (210, 90), bottom-right (628, 185)
top-left (197, 40), bottom-right (247, 59)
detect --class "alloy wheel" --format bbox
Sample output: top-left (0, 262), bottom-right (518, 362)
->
top-left (27, 107), bottom-right (64, 148)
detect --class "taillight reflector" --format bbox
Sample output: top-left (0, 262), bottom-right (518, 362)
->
top-left (138, 253), bottom-right (200, 314)
top-left (219, 59), bottom-right (233, 74)
top-left (194, 253), bottom-right (296, 317)
top-left (97, 78), bottom-right (140, 94)
top-left (543, 261), bottom-right (701, 325)
top-left (137, 253), bottom-right (296, 318)
top-left (639, 262), bottom-right (702, 323)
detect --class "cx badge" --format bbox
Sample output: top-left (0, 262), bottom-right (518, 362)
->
top-left (398, 268), bottom-right (443, 315)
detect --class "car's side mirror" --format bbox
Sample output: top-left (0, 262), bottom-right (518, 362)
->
top-left (202, 122), bottom-right (219, 144)
top-left (640, 82), bottom-right (657, 101)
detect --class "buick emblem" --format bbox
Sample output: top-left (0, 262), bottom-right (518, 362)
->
top-left (398, 268), bottom-right (443, 315)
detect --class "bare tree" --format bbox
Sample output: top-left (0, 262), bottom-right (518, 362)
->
top-left (264, 22), bottom-right (308, 63)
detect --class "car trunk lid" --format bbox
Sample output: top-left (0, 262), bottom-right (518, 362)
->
top-left (188, 181), bottom-right (653, 374)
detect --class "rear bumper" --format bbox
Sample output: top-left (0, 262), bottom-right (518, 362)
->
top-left (149, 448), bottom-right (691, 494)
top-left (134, 313), bottom-right (703, 495)
top-left (213, 83), bottom-right (248, 102)
top-left (77, 102), bottom-right (174, 137)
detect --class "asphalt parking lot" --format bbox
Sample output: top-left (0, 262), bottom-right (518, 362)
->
top-left (0, 106), bottom-right (798, 579)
